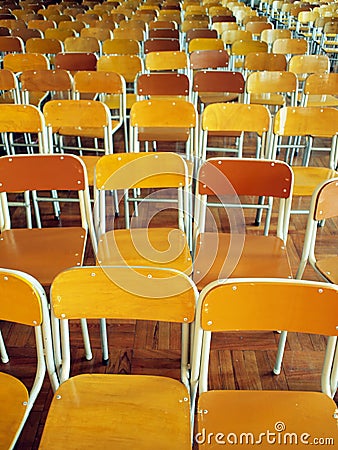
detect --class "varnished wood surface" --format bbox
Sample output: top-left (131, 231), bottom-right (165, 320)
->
top-left (1, 129), bottom-right (338, 449)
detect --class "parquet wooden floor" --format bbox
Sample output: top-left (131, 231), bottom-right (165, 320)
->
top-left (1, 130), bottom-right (338, 449)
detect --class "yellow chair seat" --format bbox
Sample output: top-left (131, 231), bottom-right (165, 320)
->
top-left (306, 94), bottom-right (338, 107)
top-left (316, 256), bottom-right (338, 284)
top-left (194, 232), bottom-right (292, 290)
top-left (198, 92), bottom-right (239, 104)
top-left (104, 92), bottom-right (136, 110)
top-left (137, 126), bottom-right (191, 142)
top-left (80, 155), bottom-right (101, 186)
top-left (198, 390), bottom-right (338, 443)
top-left (293, 167), bottom-right (338, 197)
top-left (39, 374), bottom-right (191, 450)
top-left (250, 93), bottom-right (285, 106)
top-left (97, 227), bottom-right (192, 275)
top-left (0, 227), bottom-right (86, 286)
top-left (59, 119), bottom-right (121, 138)
top-left (0, 373), bottom-right (28, 450)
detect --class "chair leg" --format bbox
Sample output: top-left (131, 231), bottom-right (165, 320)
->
top-left (113, 190), bottom-right (119, 217)
top-left (254, 196), bottom-right (265, 226)
top-left (100, 318), bottom-right (109, 364)
top-left (273, 330), bottom-right (287, 375)
top-left (322, 336), bottom-right (337, 397)
top-left (24, 190), bottom-right (32, 229)
top-left (81, 318), bottom-right (93, 361)
top-left (32, 191), bottom-right (41, 228)
top-left (330, 340), bottom-right (338, 398)
top-left (0, 330), bottom-right (9, 363)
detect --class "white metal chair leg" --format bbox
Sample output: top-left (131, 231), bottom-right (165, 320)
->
top-left (24, 190), bottom-right (32, 229)
top-left (321, 336), bottom-right (337, 397)
top-left (100, 318), bottom-right (109, 363)
top-left (273, 330), bottom-right (288, 375)
top-left (32, 190), bottom-right (41, 228)
top-left (81, 318), bottom-right (93, 361)
top-left (113, 189), bottom-right (119, 216)
top-left (330, 339), bottom-right (338, 398)
top-left (0, 330), bottom-right (9, 363)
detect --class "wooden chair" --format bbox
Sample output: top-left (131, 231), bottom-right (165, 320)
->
top-left (319, 21), bottom-right (338, 72)
top-left (244, 52), bottom-right (287, 76)
top-left (76, 12), bottom-right (99, 25)
top-left (260, 28), bottom-right (291, 52)
top-left (108, 12), bottom-right (127, 24)
top-left (136, 72), bottom-right (190, 101)
top-left (288, 54), bottom-right (330, 101)
top-left (3, 53), bottom-right (50, 73)
top-left (54, 52), bottom-right (97, 74)
top-left (44, 27), bottom-right (76, 42)
top-left (130, 98), bottom-right (197, 164)
top-left (25, 37), bottom-right (64, 68)
top-left (230, 39), bottom-right (268, 71)
top-left (11, 27), bottom-right (43, 42)
top-left (144, 50), bottom-right (189, 74)
top-left (296, 10), bottom-right (319, 49)
top-left (0, 68), bottom-right (19, 104)
top-left (0, 268), bottom-right (58, 450)
top-left (0, 153), bottom-right (94, 285)
top-left (0, 26), bottom-right (10, 37)
top-left (97, 54), bottom-right (143, 112)
top-left (48, 265), bottom-right (197, 383)
top-left (192, 69), bottom-right (245, 113)
top-left (39, 8), bottom-right (61, 20)
top-left (0, 19), bottom-right (25, 30)
top-left (144, 37), bottom-right (180, 54)
top-left (190, 278), bottom-right (338, 438)
top-left (113, 26), bottom-right (146, 44)
top-left (181, 19), bottom-right (210, 33)
top-left (58, 19), bottom-right (86, 34)
top-left (275, 178), bottom-right (338, 391)
top-left (80, 26), bottom-right (113, 42)
top-left (90, 19), bottom-right (116, 31)
top-left (119, 18), bottom-right (148, 33)
top-left (0, 104), bottom-right (48, 188)
top-left (149, 28), bottom-right (180, 39)
top-left (192, 70), bottom-right (246, 157)
top-left (43, 99), bottom-right (115, 187)
top-left (19, 69), bottom-right (73, 109)
top-left (189, 49), bottom-right (229, 75)
top-left (0, 36), bottom-right (24, 64)
top-left (269, 106), bottom-right (338, 216)
top-left (39, 374), bottom-right (191, 449)
top-left (102, 38), bottom-right (141, 56)
top-left (302, 73), bottom-right (338, 108)
top-left (193, 157), bottom-right (293, 291)
top-left (272, 38), bottom-right (308, 63)
top-left (245, 70), bottom-right (298, 114)
top-left (195, 390), bottom-right (338, 448)
top-left (148, 19), bottom-right (178, 29)
top-left (64, 36), bottom-right (101, 56)
top-left (221, 29), bottom-right (252, 52)
top-left (245, 20), bottom-right (273, 39)
top-left (94, 150), bottom-right (192, 253)
top-left (48, 14), bottom-right (73, 25)
top-left (211, 14), bottom-right (236, 25)
top-left (296, 177), bottom-right (338, 286)
top-left (72, 70), bottom-right (127, 152)
top-left (188, 37), bottom-right (224, 53)
top-left (185, 28), bottom-right (217, 48)
top-left (212, 21), bottom-right (238, 36)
